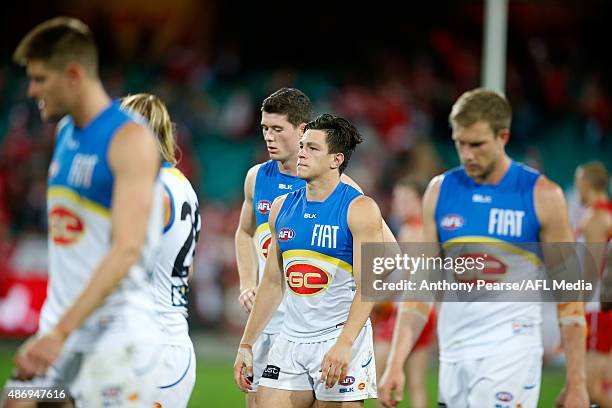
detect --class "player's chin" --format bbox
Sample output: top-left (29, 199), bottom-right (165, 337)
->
top-left (44, 110), bottom-right (65, 123)
top-left (296, 166), bottom-right (309, 179)
top-left (464, 166), bottom-right (481, 177)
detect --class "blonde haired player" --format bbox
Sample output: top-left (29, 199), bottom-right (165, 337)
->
top-left (121, 94), bottom-right (200, 408)
top-left (379, 88), bottom-right (589, 408)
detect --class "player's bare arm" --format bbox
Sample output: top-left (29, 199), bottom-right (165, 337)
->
top-left (535, 176), bottom-right (589, 408)
top-left (234, 195), bottom-right (286, 392)
top-left (16, 122), bottom-right (159, 378)
top-left (377, 175), bottom-right (442, 408)
top-left (583, 209), bottom-right (612, 288)
top-left (318, 195), bottom-right (383, 389)
top-left (235, 164), bottom-right (261, 313)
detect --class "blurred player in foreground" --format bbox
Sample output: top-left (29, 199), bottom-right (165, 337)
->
top-left (234, 114), bottom-right (382, 407)
top-left (379, 88), bottom-right (589, 408)
top-left (574, 161), bottom-right (612, 407)
top-left (121, 94), bottom-right (201, 408)
top-left (5, 17), bottom-right (163, 407)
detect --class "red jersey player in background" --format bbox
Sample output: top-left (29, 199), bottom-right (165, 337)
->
top-left (574, 161), bottom-right (612, 407)
top-left (371, 176), bottom-right (436, 408)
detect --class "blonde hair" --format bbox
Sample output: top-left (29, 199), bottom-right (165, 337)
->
top-left (578, 161), bottom-right (610, 193)
top-left (121, 93), bottom-right (177, 165)
top-left (449, 88), bottom-right (512, 136)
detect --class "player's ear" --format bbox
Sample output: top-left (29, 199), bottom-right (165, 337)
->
top-left (298, 123), bottom-right (306, 135)
top-left (331, 152), bottom-right (344, 170)
top-left (497, 128), bottom-right (510, 146)
top-left (64, 62), bottom-right (84, 82)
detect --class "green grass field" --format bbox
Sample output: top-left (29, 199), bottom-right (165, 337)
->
top-left (0, 348), bottom-right (567, 407)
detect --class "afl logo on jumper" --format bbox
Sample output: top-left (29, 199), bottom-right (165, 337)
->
top-left (441, 214), bottom-right (464, 230)
top-left (257, 200), bottom-right (271, 214)
top-left (285, 262), bottom-right (331, 295)
top-left (278, 228), bottom-right (295, 241)
top-left (50, 206), bottom-right (84, 245)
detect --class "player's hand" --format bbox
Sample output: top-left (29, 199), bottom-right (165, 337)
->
top-left (238, 287), bottom-right (257, 313)
top-left (14, 336), bottom-right (40, 380)
top-left (320, 338), bottom-right (351, 389)
top-left (25, 330), bottom-right (65, 375)
top-left (553, 383), bottom-right (589, 408)
top-left (233, 344), bottom-right (254, 392)
top-left (15, 330), bottom-right (65, 379)
top-left (378, 365), bottom-right (405, 408)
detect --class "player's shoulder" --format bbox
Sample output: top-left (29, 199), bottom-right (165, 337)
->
top-left (588, 205), bottom-right (612, 227)
top-left (243, 162), bottom-right (267, 198)
top-left (339, 173), bottom-right (363, 193)
top-left (533, 175), bottom-right (564, 201)
top-left (113, 119), bottom-right (155, 142)
top-left (162, 166), bottom-right (198, 198)
top-left (109, 121), bottom-right (157, 169)
top-left (348, 194), bottom-right (379, 213)
top-left (347, 195), bottom-right (382, 231)
top-left (427, 174), bottom-right (446, 190)
top-left (246, 160), bottom-right (276, 185)
top-left (533, 175), bottom-right (568, 226)
top-left (250, 160), bottom-right (277, 179)
top-left (247, 162), bottom-right (266, 179)
top-left (424, 174), bottom-right (445, 200)
top-left (268, 192), bottom-right (291, 226)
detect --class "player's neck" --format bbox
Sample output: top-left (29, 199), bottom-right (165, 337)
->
top-left (70, 80), bottom-right (112, 129)
top-left (277, 156), bottom-right (297, 176)
top-left (306, 172), bottom-right (341, 202)
top-left (587, 192), bottom-right (608, 206)
top-left (479, 155), bottom-right (512, 185)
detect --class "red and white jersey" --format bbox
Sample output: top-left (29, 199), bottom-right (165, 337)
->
top-left (154, 164), bottom-right (200, 346)
top-left (576, 200), bottom-right (612, 313)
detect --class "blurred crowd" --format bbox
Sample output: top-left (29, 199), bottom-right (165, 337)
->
top-left (1, 1), bottom-right (612, 333)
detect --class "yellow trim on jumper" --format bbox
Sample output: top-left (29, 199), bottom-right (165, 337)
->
top-left (163, 167), bottom-right (186, 182)
top-left (48, 186), bottom-right (111, 218)
top-left (443, 236), bottom-right (542, 267)
top-left (282, 249), bottom-right (353, 274)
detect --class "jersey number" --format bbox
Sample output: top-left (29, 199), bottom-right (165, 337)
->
top-left (172, 201), bottom-right (200, 278)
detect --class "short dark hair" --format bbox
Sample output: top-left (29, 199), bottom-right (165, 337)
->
top-left (261, 88), bottom-right (312, 127)
top-left (13, 17), bottom-right (98, 76)
top-left (304, 113), bottom-right (363, 173)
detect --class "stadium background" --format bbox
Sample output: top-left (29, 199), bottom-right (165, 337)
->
top-left (0, 0), bottom-right (611, 406)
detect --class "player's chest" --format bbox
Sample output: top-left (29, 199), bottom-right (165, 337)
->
top-left (437, 191), bottom-right (535, 241)
top-left (276, 206), bottom-right (350, 254)
top-left (48, 137), bottom-right (109, 193)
